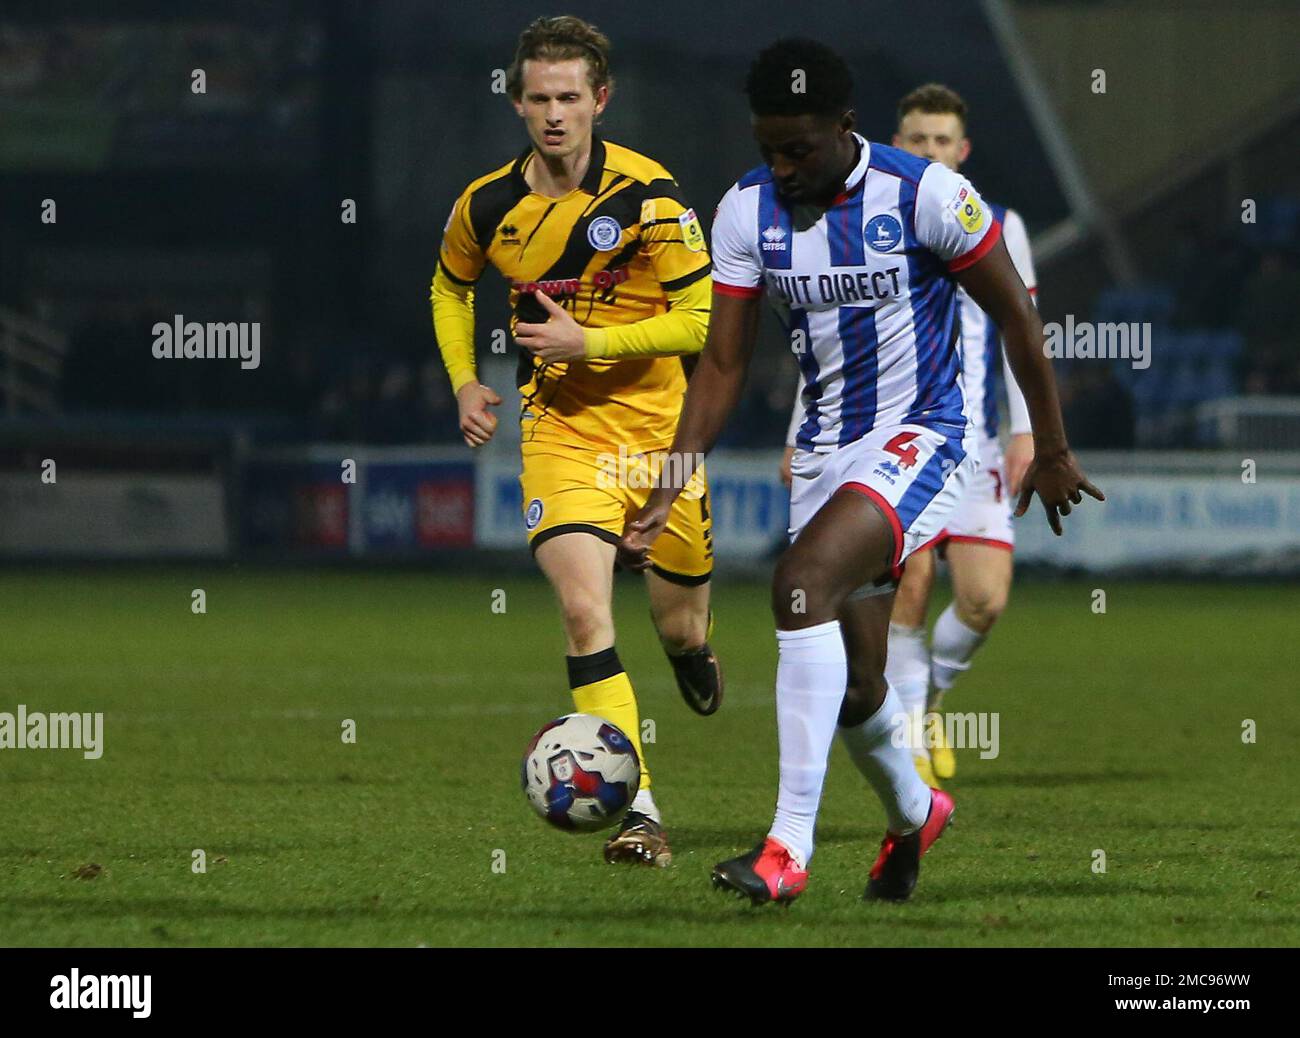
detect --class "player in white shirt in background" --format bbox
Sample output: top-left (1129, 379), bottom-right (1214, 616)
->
top-left (781, 84), bottom-right (1039, 787)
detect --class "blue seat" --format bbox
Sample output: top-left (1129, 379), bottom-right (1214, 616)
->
top-left (1128, 370), bottom-right (1166, 408)
top-left (1094, 285), bottom-right (1176, 328)
top-left (1242, 196), bottom-right (1300, 249)
top-left (1168, 359), bottom-right (1203, 407)
top-left (1211, 331), bottom-right (1243, 362)
top-left (1179, 332), bottom-right (1213, 362)
top-left (1204, 363), bottom-right (1234, 400)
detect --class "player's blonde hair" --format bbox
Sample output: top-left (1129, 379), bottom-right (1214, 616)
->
top-left (505, 16), bottom-right (614, 101)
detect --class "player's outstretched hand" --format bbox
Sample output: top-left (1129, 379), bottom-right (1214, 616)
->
top-left (618, 497), bottom-right (673, 572)
top-left (515, 290), bottom-right (587, 363)
top-left (1014, 448), bottom-right (1104, 536)
top-left (456, 382), bottom-right (501, 448)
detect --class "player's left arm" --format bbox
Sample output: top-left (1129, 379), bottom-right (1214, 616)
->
top-left (999, 208), bottom-right (1036, 495)
top-left (915, 163), bottom-right (1102, 533)
top-left (956, 240), bottom-right (1102, 534)
top-left (515, 189), bottom-right (712, 364)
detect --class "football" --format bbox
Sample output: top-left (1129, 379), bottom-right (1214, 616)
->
top-left (521, 713), bottom-right (641, 832)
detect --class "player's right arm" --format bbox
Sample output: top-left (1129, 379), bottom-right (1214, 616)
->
top-left (619, 185), bottom-right (764, 568)
top-left (431, 187), bottom-right (501, 447)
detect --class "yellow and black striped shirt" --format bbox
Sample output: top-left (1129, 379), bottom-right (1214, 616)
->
top-left (436, 136), bottom-right (711, 451)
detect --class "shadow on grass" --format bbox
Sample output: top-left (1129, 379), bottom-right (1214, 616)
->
top-left (927, 877), bottom-right (1200, 901)
top-left (953, 770), bottom-right (1167, 789)
top-left (665, 824), bottom-right (875, 854)
top-left (206, 773), bottom-right (405, 786)
top-left (0, 893), bottom-right (1063, 939)
top-left (0, 837), bottom-right (361, 860)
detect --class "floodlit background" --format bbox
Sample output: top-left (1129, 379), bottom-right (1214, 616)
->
top-left (1, 0), bottom-right (1298, 569)
top-left (1, 0), bottom-right (1298, 952)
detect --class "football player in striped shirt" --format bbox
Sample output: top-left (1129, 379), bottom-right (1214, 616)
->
top-left (432, 16), bottom-right (721, 868)
top-left (620, 39), bottom-right (1101, 904)
top-left (781, 84), bottom-right (1041, 788)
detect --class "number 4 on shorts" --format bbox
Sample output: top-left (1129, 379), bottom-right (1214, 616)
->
top-left (884, 431), bottom-right (922, 469)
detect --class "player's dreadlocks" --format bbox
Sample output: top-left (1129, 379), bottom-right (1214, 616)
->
top-left (745, 38), bottom-right (853, 118)
top-left (506, 15), bottom-right (614, 101)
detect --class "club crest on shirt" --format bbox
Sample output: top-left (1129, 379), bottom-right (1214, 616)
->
top-left (587, 215), bottom-right (623, 251)
top-left (525, 498), bottom-right (544, 530)
top-left (679, 208), bottom-right (705, 252)
top-left (950, 187), bottom-right (985, 233)
top-left (865, 214), bottom-right (903, 252)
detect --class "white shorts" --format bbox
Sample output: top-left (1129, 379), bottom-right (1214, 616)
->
top-left (788, 422), bottom-right (978, 589)
top-left (939, 435), bottom-right (1015, 550)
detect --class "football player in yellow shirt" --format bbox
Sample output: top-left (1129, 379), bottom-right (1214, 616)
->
top-left (431, 16), bottom-right (720, 867)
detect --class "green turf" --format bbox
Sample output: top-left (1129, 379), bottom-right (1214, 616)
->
top-left (0, 567), bottom-right (1296, 947)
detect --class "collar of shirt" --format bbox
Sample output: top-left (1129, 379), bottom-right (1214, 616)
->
top-left (512, 134), bottom-right (607, 197)
top-left (829, 133), bottom-right (871, 206)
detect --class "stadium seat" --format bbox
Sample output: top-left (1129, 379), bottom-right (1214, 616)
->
top-left (1206, 338), bottom-right (1237, 366)
top-left (1093, 285), bottom-right (1176, 328)
top-left (1168, 358), bottom-right (1203, 407)
top-left (1242, 196), bottom-right (1300, 249)
top-left (1203, 360), bottom-right (1237, 400)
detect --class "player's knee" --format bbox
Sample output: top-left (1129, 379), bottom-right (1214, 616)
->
top-left (771, 553), bottom-right (837, 625)
top-left (892, 582), bottom-right (930, 628)
top-left (958, 587), bottom-right (1007, 633)
top-left (653, 608), bottom-right (707, 653)
top-left (559, 595), bottom-right (613, 654)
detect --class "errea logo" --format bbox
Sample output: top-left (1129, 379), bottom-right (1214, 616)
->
top-left (761, 224), bottom-right (787, 251)
top-left (50, 970), bottom-right (151, 1018)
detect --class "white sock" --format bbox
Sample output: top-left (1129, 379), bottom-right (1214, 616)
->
top-left (930, 603), bottom-right (987, 708)
top-left (839, 684), bottom-right (932, 834)
top-left (885, 622), bottom-right (931, 758)
top-left (766, 620), bottom-right (847, 869)
top-left (631, 788), bottom-right (660, 823)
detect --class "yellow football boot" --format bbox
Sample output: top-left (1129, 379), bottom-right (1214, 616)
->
top-left (927, 711), bottom-right (956, 780)
top-left (914, 753), bottom-right (940, 789)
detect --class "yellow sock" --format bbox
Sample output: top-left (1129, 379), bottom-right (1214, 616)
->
top-left (569, 649), bottom-right (650, 791)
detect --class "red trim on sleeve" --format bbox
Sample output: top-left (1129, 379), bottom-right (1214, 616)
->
top-left (713, 281), bottom-right (764, 299)
top-left (1027, 286), bottom-right (1038, 296)
top-left (839, 482), bottom-right (905, 579)
top-left (947, 218), bottom-right (1002, 273)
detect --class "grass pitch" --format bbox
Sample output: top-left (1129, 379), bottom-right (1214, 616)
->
top-left (1, 567), bottom-right (1296, 947)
